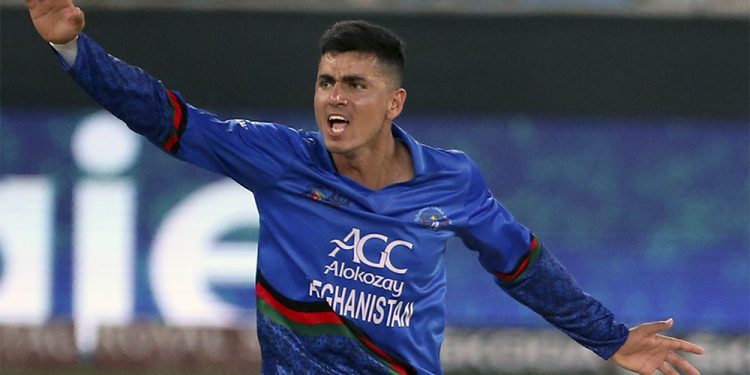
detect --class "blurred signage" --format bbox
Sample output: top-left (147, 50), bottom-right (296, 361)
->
top-left (1, 111), bottom-right (259, 353)
top-left (0, 323), bottom-right (77, 369)
top-left (0, 109), bottom-right (748, 358)
top-left (440, 328), bottom-right (750, 374)
top-left (95, 324), bottom-right (261, 372)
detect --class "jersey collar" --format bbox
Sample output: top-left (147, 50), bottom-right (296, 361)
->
top-left (315, 124), bottom-right (426, 177)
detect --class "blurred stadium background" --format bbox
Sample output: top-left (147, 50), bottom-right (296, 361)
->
top-left (1, 0), bottom-right (748, 374)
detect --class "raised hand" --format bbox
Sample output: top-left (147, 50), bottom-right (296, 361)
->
top-left (27, 0), bottom-right (84, 44)
top-left (611, 319), bottom-right (704, 375)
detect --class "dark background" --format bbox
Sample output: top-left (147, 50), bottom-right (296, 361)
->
top-left (3, 8), bottom-right (748, 117)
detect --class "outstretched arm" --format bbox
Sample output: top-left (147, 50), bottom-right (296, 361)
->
top-left (456, 161), bottom-right (704, 372)
top-left (27, 0), bottom-right (84, 44)
top-left (26, 0), bottom-right (195, 167)
top-left (612, 318), bottom-right (704, 375)
top-left (501, 246), bottom-right (704, 374)
top-left (26, 1), bottom-right (303, 190)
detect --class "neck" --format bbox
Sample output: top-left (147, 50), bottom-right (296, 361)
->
top-left (332, 137), bottom-right (414, 191)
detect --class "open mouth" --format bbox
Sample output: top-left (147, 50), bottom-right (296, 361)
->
top-left (327, 114), bottom-right (350, 134)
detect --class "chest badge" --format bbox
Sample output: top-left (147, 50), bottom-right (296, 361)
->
top-left (415, 206), bottom-right (451, 230)
top-left (304, 184), bottom-right (351, 207)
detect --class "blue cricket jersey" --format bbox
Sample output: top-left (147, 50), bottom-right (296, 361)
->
top-left (58, 33), bottom-right (628, 374)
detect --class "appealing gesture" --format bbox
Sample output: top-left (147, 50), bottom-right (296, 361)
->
top-left (612, 319), bottom-right (704, 374)
top-left (27, 0), bottom-right (84, 44)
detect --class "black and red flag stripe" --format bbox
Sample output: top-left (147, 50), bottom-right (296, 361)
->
top-left (496, 233), bottom-right (542, 285)
top-left (162, 89), bottom-right (187, 153)
top-left (255, 272), bottom-right (417, 375)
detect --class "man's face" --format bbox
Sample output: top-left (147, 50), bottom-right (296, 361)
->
top-left (314, 51), bottom-right (405, 157)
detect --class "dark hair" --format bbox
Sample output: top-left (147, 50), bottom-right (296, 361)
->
top-left (319, 20), bottom-right (405, 86)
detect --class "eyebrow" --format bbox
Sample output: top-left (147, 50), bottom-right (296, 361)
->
top-left (342, 75), bottom-right (367, 84)
top-left (317, 74), bottom-right (369, 84)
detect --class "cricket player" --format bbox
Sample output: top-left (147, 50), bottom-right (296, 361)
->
top-left (27, 1), bottom-right (704, 374)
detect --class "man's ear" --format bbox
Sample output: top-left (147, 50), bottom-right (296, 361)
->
top-left (388, 88), bottom-right (407, 120)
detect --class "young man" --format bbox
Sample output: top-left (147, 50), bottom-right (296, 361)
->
top-left (27, 1), bottom-right (704, 374)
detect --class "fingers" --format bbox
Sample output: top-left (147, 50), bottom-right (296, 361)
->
top-left (71, 6), bottom-right (84, 28)
top-left (666, 336), bottom-right (704, 355)
top-left (28, 0), bottom-right (64, 18)
top-left (637, 318), bottom-right (674, 337)
top-left (639, 319), bottom-right (704, 354)
top-left (637, 360), bottom-right (660, 375)
top-left (666, 351), bottom-right (701, 375)
top-left (657, 361), bottom-right (679, 375)
top-left (652, 353), bottom-right (701, 375)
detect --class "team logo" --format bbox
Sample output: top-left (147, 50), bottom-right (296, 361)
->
top-left (415, 206), bottom-right (451, 229)
top-left (328, 227), bottom-right (412, 274)
top-left (304, 184), bottom-right (350, 207)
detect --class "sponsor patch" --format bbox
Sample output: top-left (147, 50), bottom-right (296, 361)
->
top-left (415, 206), bottom-right (451, 229)
top-left (304, 184), bottom-right (351, 207)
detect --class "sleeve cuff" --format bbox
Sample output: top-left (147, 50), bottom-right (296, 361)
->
top-left (50, 36), bottom-right (79, 67)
